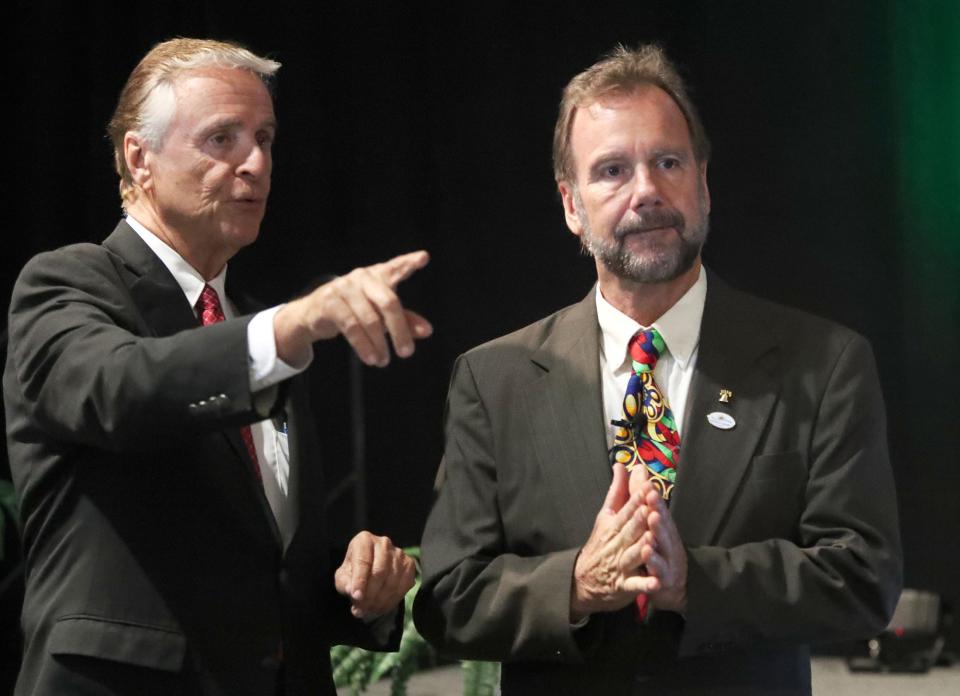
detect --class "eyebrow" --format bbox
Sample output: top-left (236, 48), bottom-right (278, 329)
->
top-left (588, 146), bottom-right (689, 166)
top-left (200, 117), bottom-right (278, 135)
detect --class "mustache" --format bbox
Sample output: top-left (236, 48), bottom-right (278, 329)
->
top-left (614, 208), bottom-right (685, 240)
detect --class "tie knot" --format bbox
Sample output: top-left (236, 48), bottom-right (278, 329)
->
top-left (196, 284), bottom-right (225, 326)
top-left (628, 328), bottom-right (665, 373)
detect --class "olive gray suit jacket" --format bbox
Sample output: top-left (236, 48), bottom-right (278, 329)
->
top-left (4, 221), bottom-right (396, 696)
top-left (415, 274), bottom-right (902, 695)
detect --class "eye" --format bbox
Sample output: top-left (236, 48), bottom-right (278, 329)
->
top-left (658, 157), bottom-right (682, 171)
top-left (256, 131), bottom-right (274, 147)
top-left (208, 132), bottom-right (233, 147)
top-left (600, 163), bottom-right (626, 178)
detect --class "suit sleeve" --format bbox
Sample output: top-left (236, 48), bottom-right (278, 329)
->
top-left (681, 334), bottom-right (903, 652)
top-left (5, 247), bottom-right (265, 452)
top-left (414, 355), bottom-right (588, 663)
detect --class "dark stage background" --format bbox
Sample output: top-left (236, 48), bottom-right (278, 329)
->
top-left (6, 0), bottom-right (959, 656)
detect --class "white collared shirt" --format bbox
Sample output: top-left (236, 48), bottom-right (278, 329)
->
top-left (127, 215), bottom-right (306, 544)
top-left (596, 266), bottom-right (707, 445)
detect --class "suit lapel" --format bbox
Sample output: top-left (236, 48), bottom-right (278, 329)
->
top-left (522, 291), bottom-right (611, 542)
top-left (103, 221), bottom-right (282, 547)
top-left (103, 220), bottom-right (200, 337)
top-left (670, 273), bottom-right (781, 545)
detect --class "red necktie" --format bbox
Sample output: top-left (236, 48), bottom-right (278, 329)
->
top-left (196, 284), bottom-right (263, 483)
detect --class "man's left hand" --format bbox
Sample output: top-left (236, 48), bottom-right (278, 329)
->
top-left (335, 532), bottom-right (416, 619)
top-left (629, 468), bottom-right (688, 614)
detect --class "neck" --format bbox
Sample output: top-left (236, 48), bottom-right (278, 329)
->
top-left (126, 200), bottom-right (228, 281)
top-left (597, 260), bottom-right (701, 326)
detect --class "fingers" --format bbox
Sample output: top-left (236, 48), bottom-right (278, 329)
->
top-left (638, 497), bottom-right (688, 613)
top-left (361, 550), bottom-right (416, 617)
top-left (377, 250), bottom-right (430, 287)
top-left (341, 532), bottom-right (416, 619)
top-left (346, 533), bottom-right (375, 603)
top-left (334, 290), bottom-right (390, 367)
top-left (622, 573), bottom-right (660, 595)
top-left (275, 250), bottom-right (431, 367)
top-left (326, 252), bottom-right (431, 366)
top-left (404, 309), bottom-right (433, 340)
top-left (343, 269), bottom-right (410, 364)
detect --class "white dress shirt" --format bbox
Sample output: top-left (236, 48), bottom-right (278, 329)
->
top-left (127, 215), bottom-right (310, 545)
top-left (596, 266), bottom-right (708, 446)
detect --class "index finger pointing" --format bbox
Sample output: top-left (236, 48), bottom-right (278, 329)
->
top-left (378, 250), bottom-right (430, 287)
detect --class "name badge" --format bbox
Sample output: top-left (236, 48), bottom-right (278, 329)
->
top-left (707, 411), bottom-right (736, 430)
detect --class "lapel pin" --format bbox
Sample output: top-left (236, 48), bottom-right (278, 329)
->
top-left (718, 389), bottom-right (733, 403)
top-left (707, 411), bottom-right (736, 430)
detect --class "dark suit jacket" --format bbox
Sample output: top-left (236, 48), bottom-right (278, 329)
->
top-left (414, 274), bottom-right (902, 695)
top-left (3, 221), bottom-right (395, 696)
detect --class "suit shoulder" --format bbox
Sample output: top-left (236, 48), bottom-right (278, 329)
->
top-left (13, 241), bottom-right (132, 296)
top-left (723, 283), bottom-right (869, 357)
top-left (16, 242), bottom-right (120, 284)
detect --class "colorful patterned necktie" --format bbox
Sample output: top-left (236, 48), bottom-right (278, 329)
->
top-left (608, 327), bottom-right (681, 620)
top-left (609, 327), bottom-right (681, 500)
top-left (196, 284), bottom-right (263, 484)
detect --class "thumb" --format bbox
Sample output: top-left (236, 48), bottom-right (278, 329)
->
top-left (628, 460), bottom-right (649, 499)
top-left (603, 463), bottom-right (630, 513)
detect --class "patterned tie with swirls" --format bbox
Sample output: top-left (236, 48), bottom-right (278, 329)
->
top-left (608, 327), bottom-right (680, 619)
top-left (608, 327), bottom-right (680, 500)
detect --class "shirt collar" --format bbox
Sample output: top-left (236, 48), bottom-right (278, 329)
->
top-left (596, 264), bottom-right (707, 372)
top-left (126, 214), bottom-right (229, 312)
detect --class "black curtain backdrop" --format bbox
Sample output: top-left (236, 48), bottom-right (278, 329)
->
top-left (8, 0), bottom-right (959, 652)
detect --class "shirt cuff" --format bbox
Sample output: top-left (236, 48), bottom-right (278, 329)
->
top-left (365, 607), bottom-right (399, 645)
top-left (248, 305), bottom-right (313, 392)
top-left (570, 615), bottom-right (591, 630)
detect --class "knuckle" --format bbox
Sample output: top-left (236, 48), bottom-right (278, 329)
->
top-left (378, 293), bottom-right (400, 311)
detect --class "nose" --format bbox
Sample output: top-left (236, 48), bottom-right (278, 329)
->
top-left (629, 166), bottom-right (662, 210)
top-left (237, 140), bottom-right (271, 180)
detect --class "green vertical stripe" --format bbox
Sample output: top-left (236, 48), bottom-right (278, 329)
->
top-left (889, 0), bottom-right (960, 297)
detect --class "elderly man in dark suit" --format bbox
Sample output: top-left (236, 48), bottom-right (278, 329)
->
top-left (4, 38), bottom-right (428, 695)
top-left (414, 44), bottom-right (902, 695)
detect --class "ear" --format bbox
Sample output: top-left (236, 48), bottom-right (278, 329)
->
top-left (123, 132), bottom-right (153, 193)
top-left (699, 160), bottom-right (711, 215)
top-left (557, 180), bottom-right (584, 239)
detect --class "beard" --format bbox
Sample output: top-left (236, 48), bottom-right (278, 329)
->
top-left (574, 185), bottom-right (709, 284)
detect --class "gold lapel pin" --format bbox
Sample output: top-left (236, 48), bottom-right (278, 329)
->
top-left (718, 389), bottom-right (733, 403)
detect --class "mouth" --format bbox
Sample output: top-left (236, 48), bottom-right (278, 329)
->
top-left (616, 225), bottom-right (675, 241)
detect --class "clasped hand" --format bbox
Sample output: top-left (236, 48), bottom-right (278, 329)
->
top-left (335, 531), bottom-right (416, 619)
top-left (570, 463), bottom-right (687, 622)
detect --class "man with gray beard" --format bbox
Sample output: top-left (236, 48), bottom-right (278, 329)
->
top-left (414, 45), bottom-right (902, 695)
